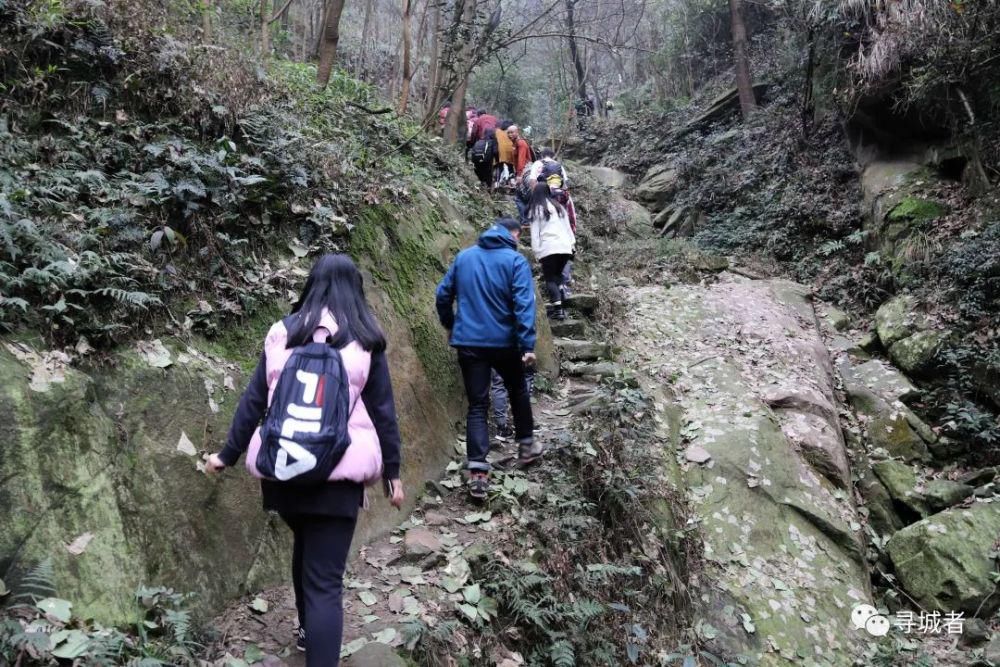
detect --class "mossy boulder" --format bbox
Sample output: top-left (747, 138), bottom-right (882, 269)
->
top-left (608, 198), bottom-right (654, 238)
top-left (886, 197), bottom-right (948, 222)
top-left (634, 163), bottom-right (680, 212)
top-left (857, 470), bottom-right (904, 537)
top-left (845, 359), bottom-right (919, 403)
top-left (874, 295), bottom-right (928, 348)
top-left (886, 503), bottom-right (1000, 615)
top-left (922, 479), bottom-right (974, 512)
top-left (888, 329), bottom-right (948, 377)
top-left (871, 461), bottom-right (927, 518)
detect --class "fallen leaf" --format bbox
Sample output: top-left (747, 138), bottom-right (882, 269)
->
top-left (463, 584), bottom-right (482, 605)
top-left (358, 590), bottom-right (377, 606)
top-left (177, 432), bottom-right (197, 456)
top-left (243, 644), bottom-right (265, 663)
top-left (288, 240), bottom-right (309, 258)
top-left (65, 532), bottom-right (94, 556)
top-left (249, 597), bottom-right (269, 614)
top-left (457, 602), bottom-right (478, 622)
top-left (51, 629), bottom-right (89, 659)
top-left (388, 593), bottom-right (405, 613)
top-left (402, 596), bottom-right (422, 616)
top-left (340, 637), bottom-right (368, 658)
top-left (136, 339), bottom-right (172, 368)
top-left (684, 444), bottom-right (712, 464)
top-left (371, 627), bottom-right (397, 644)
top-left (37, 597), bottom-right (72, 623)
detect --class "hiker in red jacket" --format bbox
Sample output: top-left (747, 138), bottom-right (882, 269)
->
top-left (471, 111), bottom-right (499, 143)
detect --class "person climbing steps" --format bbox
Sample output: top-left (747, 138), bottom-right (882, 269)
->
top-left (436, 218), bottom-right (543, 500)
top-left (526, 171), bottom-right (575, 323)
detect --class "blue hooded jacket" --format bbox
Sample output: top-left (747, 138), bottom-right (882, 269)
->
top-left (436, 225), bottom-right (536, 351)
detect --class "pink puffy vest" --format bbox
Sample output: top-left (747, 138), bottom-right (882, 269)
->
top-left (245, 311), bottom-right (383, 485)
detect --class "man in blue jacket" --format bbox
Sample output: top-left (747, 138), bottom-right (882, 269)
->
top-left (436, 217), bottom-right (542, 499)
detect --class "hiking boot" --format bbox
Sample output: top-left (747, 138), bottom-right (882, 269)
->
top-left (295, 627), bottom-right (306, 652)
top-left (547, 303), bottom-right (566, 321)
top-left (518, 439), bottom-right (544, 465)
top-left (495, 422), bottom-right (513, 439)
top-left (469, 472), bottom-right (490, 500)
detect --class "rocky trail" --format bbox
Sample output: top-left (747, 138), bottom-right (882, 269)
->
top-left (206, 174), bottom-right (1000, 666)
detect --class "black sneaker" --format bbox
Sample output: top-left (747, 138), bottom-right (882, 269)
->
top-left (495, 423), bottom-right (513, 439)
top-left (469, 472), bottom-right (489, 500)
top-left (295, 627), bottom-right (305, 652)
top-left (518, 439), bottom-right (544, 465)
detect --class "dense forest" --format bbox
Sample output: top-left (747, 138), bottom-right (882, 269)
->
top-left (2, 0), bottom-right (1000, 665)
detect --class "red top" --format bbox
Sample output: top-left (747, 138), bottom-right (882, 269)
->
top-left (513, 138), bottom-right (532, 175)
top-left (472, 114), bottom-right (498, 142)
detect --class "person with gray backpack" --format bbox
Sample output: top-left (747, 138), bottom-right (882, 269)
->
top-left (205, 254), bottom-right (405, 665)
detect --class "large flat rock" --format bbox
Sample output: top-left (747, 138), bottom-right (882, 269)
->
top-left (621, 277), bottom-right (869, 664)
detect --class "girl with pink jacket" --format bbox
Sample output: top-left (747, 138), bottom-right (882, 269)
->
top-left (206, 254), bottom-right (404, 665)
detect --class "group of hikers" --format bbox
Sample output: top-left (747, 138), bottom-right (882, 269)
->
top-left (203, 108), bottom-right (577, 665)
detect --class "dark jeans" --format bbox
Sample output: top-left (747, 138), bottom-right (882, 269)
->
top-left (473, 160), bottom-right (492, 186)
top-left (540, 254), bottom-right (572, 304)
top-left (491, 370), bottom-right (509, 427)
top-left (282, 514), bottom-right (357, 666)
top-left (514, 192), bottom-right (529, 224)
top-left (458, 346), bottom-right (534, 472)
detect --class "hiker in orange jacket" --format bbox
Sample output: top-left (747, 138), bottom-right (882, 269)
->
top-left (494, 121), bottom-right (516, 190)
top-left (507, 125), bottom-right (532, 177)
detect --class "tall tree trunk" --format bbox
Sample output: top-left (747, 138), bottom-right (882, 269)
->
top-left (311, 0), bottom-right (327, 59)
top-left (424, 0), bottom-right (442, 118)
top-left (398, 0), bottom-right (413, 113)
top-left (565, 0), bottom-right (587, 102)
top-left (202, 0), bottom-right (214, 42)
top-left (800, 26), bottom-right (816, 137)
top-left (316, 0), bottom-right (347, 86)
top-left (729, 0), bottom-right (756, 117)
top-left (280, 0), bottom-right (291, 32)
top-left (260, 0), bottom-right (271, 54)
top-left (359, 0), bottom-right (376, 71)
top-left (442, 0), bottom-right (478, 144)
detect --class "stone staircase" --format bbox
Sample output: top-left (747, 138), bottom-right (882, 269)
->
top-left (550, 293), bottom-right (629, 384)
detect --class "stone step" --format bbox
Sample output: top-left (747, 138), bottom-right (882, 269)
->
top-left (549, 318), bottom-right (587, 338)
top-left (563, 361), bottom-right (637, 386)
top-left (564, 293), bottom-right (598, 316)
top-left (553, 338), bottom-right (610, 362)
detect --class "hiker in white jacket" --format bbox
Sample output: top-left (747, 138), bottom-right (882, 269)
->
top-left (527, 182), bottom-right (575, 321)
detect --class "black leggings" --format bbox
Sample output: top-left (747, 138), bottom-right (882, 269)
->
top-left (540, 254), bottom-right (572, 304)
top-left (282, 514), bottom-right (357, 666)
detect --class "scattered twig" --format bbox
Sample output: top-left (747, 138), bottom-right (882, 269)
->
top-left (686, 354), bottom-right (718, 370)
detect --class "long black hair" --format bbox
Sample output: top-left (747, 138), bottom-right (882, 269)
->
top-left (528, 182), bottom-right (563, 222)
top-left (287, 254), bottom-right (387, 352)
